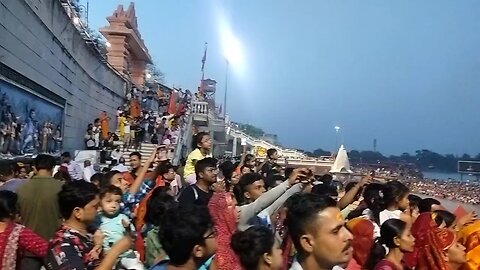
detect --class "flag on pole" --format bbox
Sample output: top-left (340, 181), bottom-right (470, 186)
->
top-left (201, 42), bottom-right (208, 79)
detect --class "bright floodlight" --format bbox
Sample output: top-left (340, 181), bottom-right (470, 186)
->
top-left (105, 41), bottom-right (111, 47)
top-left (219, 20), bottom-right (244, 69)
top-left (334, 126), bottom-right (341, 132)
top-left (146, 73), bottom-right (152, 79)
top-left (73, 17), bottom-right (80, 25)
top-left (223, 32), bottom-right (243, 67)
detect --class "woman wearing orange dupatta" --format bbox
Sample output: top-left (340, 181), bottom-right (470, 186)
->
top-left (346, 217), bottom-right (375, 270)
top-left (130, 98), bottom-right (141, 118)
top-left (458, 220), bottom-right (480, 270)
top-left (100, 111), bottom-right (110, 140)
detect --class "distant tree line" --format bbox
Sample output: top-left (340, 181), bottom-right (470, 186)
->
top-left (302, 148), bottom-right (479, 173)
top-left (235, 123), bottom-right (265, 138)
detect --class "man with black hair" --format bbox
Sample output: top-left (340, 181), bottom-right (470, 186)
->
top-left (152, 205), bottom-right (217, 270)
top-left (320, 174), bottom-right (333, 186)
top-left (18, 154), bottom-right (63, 270)
top-left (311, 184), bottom-right (339, 200)
top-left (177, 157), bottom-right (218, 206)
top-left (237, 173), bottom-right (267, 205)
top-left (93, 118), bottom-right (101, 149)
top-left (286, 193), bottom-right (353, 270)
top-left (0, 160), bottom-right (26, 192)
top-left (285, 167), bottom-right (295, 179)
top-left (418, 197), bottom-right (444, 213)
top-left (111, 157), bottom-right (129, 173)
top-left (155, 160), bottom-right (176, 187)
top-left (61, 151), bottom-right (82, 180)
top-left (15, 162), bottom-right (28, 179)
top-left (129, 151), bottom-right (142, 178)
top-left (260, 148), bottom-right (280, 178)
top-left (45, 181), bottom-right (131, 270)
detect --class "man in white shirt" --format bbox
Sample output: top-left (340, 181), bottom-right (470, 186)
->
top-left (82, 160), bottom-right (95, 182)
top-left (123, 118), bottom-right (131, 150)
top-left (92, 118), bottom-right (101, 149)
top-left (111, 157), bottom-right (129, 173)
top-left (287, 193), bottom-right (353, 270)
top-left (61, 152), bottom-right (83, 181)
top-left (111, 146), bottom-right (123, 161)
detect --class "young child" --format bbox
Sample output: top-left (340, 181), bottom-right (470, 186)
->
top-left (46, 181), bottom-right (131, 270)
top-left (183, 132), bottom-right (212, 184)
top-left (97, 185), bottom-right (144, 269)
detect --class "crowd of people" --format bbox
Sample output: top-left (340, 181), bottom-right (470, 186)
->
top-left (84, 86), bottom-right (190, 153)
top-left (0, 128), bottom-right (479, 270)
top-left (405, 178), bottom-right (480, 205)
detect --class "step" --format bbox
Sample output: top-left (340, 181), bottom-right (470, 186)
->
top-left (118, 143), bottom-right (166, 168)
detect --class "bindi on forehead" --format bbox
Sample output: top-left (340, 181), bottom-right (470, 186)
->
top-left (315, 208), bottom-right (345, 227)
top-left (336, 212), bottom-right (344, 222)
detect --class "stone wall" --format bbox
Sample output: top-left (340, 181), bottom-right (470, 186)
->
top-left (0, 0), bottom-right (126, 154)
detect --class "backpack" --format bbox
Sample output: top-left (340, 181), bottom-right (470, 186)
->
top-left (149, 259), bottom-right (169, 270)
top-left (175, 185), bottom-right (199, 202)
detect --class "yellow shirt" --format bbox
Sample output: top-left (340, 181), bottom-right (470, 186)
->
top-left (184, 149), bottom-right (212, 178)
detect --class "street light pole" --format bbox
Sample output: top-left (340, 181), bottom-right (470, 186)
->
top-left (86, 0), bottom-right (89, 26)
top-left (223, 59), bottom-right (229, 119)
top-left (334, 126), bottom-right (340, 152)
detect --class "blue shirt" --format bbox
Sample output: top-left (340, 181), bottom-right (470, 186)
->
top-left (149, 256), bottom-right (215, 270)
top-left (99, 213), bottom-right (129, 252)
top-left (0, 178), bottom-right (27, 192)
top-left (121, 180), bottom-right (154, 219)
top-left (149, 260), bottom-right (168, 270)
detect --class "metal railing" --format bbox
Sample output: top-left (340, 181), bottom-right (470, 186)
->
top-left (191, 101), bottom-right (209, 115)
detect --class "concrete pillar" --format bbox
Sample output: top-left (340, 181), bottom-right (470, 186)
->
top-left (131, 59), bottom-right (146, 87)
top-left (232, 136), bottom-right (238, 157)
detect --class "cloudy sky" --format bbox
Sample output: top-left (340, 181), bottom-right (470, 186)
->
top-left (85, 0), bottom-right (480, 155)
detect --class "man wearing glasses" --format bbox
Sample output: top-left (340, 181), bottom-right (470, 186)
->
top-left (178, 157), bottom-right (218, 207)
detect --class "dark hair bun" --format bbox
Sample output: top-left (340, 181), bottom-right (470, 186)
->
top-left (230, 226), bottom-right (276, 270)
top-left (231, 230), bottom-right (252, 252)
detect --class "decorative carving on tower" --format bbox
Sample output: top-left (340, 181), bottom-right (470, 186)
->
top-left (100, 3), bottom-right (152, 87)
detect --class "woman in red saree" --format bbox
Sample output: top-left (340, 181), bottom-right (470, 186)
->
top-left (0, 190), bottom-right (48, 270)
top-left (406, 212), bottom-right (467, 270)
top-left (208, 192), bottom-right (242, 270)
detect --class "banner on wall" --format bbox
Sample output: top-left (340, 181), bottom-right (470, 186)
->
top-left (0, 79), bottom-right (64, 157)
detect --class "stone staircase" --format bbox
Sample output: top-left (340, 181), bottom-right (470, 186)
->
top-left (116, 110), bottom-right (191, 168)
top-left (120, 143), bottom-right (158, 168)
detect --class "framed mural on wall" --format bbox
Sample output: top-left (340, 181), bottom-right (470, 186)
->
top-left (0, 78), bottom-right (65, 157)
